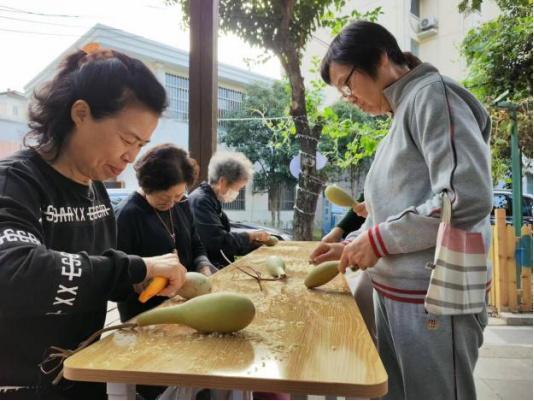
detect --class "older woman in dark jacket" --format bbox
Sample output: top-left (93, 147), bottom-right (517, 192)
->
top-left (188, 151), bottom-right (270, 268)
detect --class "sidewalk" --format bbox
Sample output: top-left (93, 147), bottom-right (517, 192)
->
top-left (475, 322), bottom-right (533, 400)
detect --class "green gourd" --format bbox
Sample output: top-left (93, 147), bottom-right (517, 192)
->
top-left (262, 236), bottom-right (279, 246)
top-left (176, 272), bottom-right (212, 300)
top-left (324, 185), bottom-right (357, 208)
top-left (304, 261), bottom-right (340, 288)
top-left (265, 255), bottom-right (286, 278)
top-left (136, 292), bottom-right (255, 333)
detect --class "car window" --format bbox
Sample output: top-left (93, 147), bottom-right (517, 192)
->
top-left (523, 196), bottom-right (533, 217)
top-left (493, 194), bottom-right (512, 216)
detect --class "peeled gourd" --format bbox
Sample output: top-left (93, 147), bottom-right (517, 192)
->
top-left (304, 261), bottom-right (340, 289)
top-left (261, 236), bottom-right (279, 246)
top-left (324, 185), bottom-right (356, 208)
top-left (136, 292), bottom-right (255, 333)
top-left (176, 272), bottom-right (212, 300)
top-left (265, 255), bottom-right (286, 278)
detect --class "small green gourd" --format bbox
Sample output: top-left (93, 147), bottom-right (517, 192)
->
top-left (324, 185), bottom-right (357, 208)
top-left (304, 261), bottom-right (340, 288)
top-left (176, 272), bottom-right (212, 300)
top-left (262, 236), bottom-right (279, 246)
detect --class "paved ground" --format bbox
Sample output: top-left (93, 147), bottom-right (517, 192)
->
top-left (475, 323), bottom-right (533, 400)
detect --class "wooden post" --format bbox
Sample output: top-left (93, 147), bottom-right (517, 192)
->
top-left (505, 225), bottom-right (518, 311)
top-left (519, 224), bottom-right (533, 312)
top-left (189, 0), bottom-right (218, 183)
top-left (493, 209), bottom-right (508, 312)
top-left (520, 268), bottom-right (532, 312)
top-left (489, 225), bottom-right (496, 307)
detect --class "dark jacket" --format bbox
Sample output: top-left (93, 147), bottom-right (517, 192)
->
top-left (0, 149), bottom-right (145, 398)
top-left (115, 192), bottom-right (215, 321)
top-left (188, 182), bottom-right (257, 268)
top-left (336, 194), bottom-right (366, 236)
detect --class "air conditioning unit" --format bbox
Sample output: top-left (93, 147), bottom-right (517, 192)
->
top-left (419, 16), bottom-right (438, 31)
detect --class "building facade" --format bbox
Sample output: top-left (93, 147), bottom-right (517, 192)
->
top-left (302, 0), bottom-right (502, 105)
top-left (23, 24), bottom-right (297, 230)
top-left (0, 90), bottom-right (28, 159)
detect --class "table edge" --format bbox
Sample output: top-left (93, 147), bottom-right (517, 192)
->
top-left (64, 365), bottom-right (388, 398)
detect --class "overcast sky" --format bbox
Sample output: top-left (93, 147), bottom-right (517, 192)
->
top-left (0, 0), bottom-right (282, 92)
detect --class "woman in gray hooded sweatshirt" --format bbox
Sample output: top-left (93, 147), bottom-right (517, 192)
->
top-left (314, 21), bottom-right (492, 400)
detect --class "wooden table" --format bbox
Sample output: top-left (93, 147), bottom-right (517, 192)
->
top-left (64, 241), bottom-right (387, 399)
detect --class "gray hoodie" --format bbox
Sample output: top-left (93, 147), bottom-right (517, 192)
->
top-left (346, 63), bottom-right (492, 300)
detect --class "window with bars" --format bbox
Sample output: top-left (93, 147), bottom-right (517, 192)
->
top-left (268, 183), bottom-right (296, 211)
top-left (222, 187), bottom-right (246, 211)
top-left (165, 73), bottom-right (189, 121)
top-left (218, 87), bottom-right (244, 128)
top-left (164, 73), bottom-right (244, 124)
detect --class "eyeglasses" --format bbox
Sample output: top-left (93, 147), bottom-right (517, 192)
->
top-left (339, 66), bottom-right (356, 98)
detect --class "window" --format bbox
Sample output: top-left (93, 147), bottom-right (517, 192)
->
top-left (12, 105), bottom-right (18, 117)
top-left (218, 87), bottom-right (244, 128)
top-left (268, 182), bottom-right (296, 211)
top-left (410, 0), bottom-right (420, 17)
top-left (165, 73), bottom-right (189, 121)
top-left (222, 187), bottom-right (246, 211)
top-left (523, 196), bottom-right (533, 218)
top-left (164, 73), bottom-right (244, 125)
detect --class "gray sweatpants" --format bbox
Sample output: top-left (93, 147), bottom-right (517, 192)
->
top-left (374, 290), bottom-right (487, 400)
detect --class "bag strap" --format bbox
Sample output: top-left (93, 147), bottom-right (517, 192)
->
top-left (440, 191), bottom-right (452, 224)
top-left (438, 74), bottom-right (459, 223)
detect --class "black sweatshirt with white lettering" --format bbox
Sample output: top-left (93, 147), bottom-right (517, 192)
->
top-left (0, 149), bottom-right (146, 396)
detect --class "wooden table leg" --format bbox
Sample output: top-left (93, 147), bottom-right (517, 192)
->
top-left (106, 382), bottom-right (135, 400)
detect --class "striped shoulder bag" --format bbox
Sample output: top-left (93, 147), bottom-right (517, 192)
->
top-left (424, 192), bottom-right (487, 315)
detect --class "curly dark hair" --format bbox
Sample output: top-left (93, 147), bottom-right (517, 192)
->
top-left (134, 144), bottom-right (199, 193)
top-left (25, 47), bottom-right (168, 160)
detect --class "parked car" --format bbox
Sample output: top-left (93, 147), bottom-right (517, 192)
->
top-left (106, 188), bottom-right (133, 210)
top-left (492, 189), bottom-right (533, 225)
top-left (106, 188), bottom-right (292, 240)
top-left (229, 221), bottom-right (292, 241)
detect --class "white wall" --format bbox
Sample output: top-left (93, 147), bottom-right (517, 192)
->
top-left (415, 0), bottom-right (500, 80)
top-left (301, 0), bottom-right (501, 106)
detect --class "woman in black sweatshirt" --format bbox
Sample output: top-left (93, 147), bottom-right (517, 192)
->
top-left (0, 45), bottom-right (186, 399)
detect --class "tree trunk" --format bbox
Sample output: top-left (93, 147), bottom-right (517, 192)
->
top-left (279, 48), bottom-right (322, 240)
top-left (269, 184), bottom-right (282, 228)
top-left (269, 188), bottom-right (276, 227)
top-left (274, 0), bottom-right (323, 240)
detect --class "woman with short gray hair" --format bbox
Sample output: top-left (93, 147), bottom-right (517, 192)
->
top-left (207, 151), bottom-right (254, 199)
top-left (189, 151), bottom-right (270, 267)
